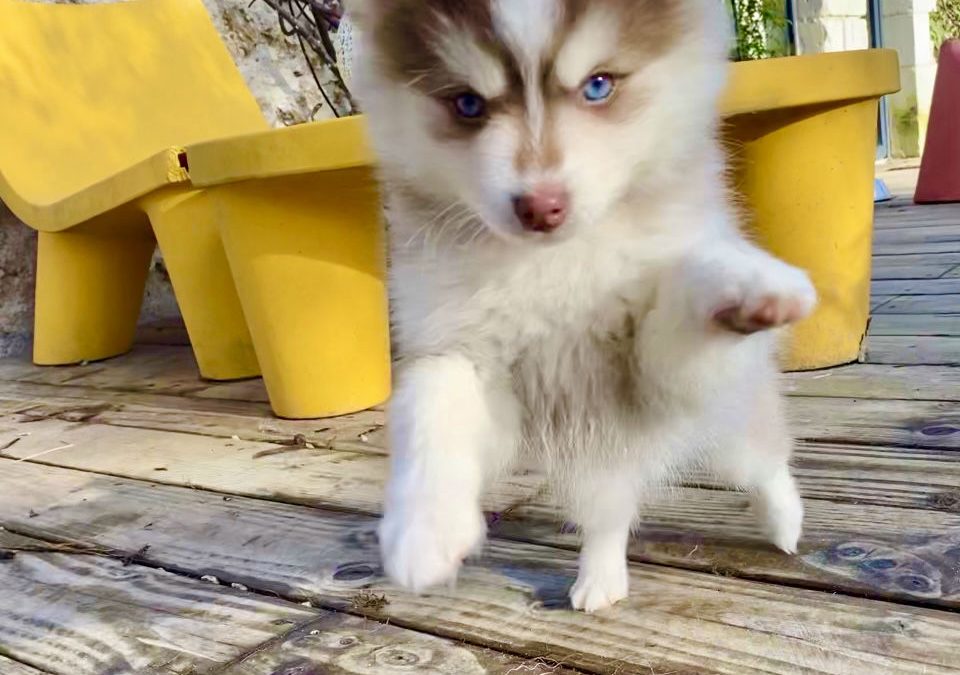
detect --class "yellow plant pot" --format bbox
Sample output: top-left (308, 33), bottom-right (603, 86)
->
top-left (721, 49), bottom-right (901, 370)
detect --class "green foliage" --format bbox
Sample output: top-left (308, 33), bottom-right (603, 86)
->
top-left (727, 0), bottom-right (791, 61)
top-left (931, 0), bottom-right (960, 58)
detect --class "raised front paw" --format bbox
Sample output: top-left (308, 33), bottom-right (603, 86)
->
top-left (379, 499), bottom-right (486, 593)
top-left (709, 260), bottom-right (817, 335)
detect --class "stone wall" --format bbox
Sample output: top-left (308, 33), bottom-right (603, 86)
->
top-left (0, 0), bottom-right (332, 357)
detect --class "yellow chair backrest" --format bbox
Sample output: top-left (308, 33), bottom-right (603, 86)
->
top-left (0, 0), bottom-right (268, 224)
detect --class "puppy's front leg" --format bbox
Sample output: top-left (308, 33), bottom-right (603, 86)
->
top-left (642, 239), bottom-right (814, 554)
top-left (380, 354), bottom-right (519, 592)
top-left (640, 240), bottom-right (816, 385)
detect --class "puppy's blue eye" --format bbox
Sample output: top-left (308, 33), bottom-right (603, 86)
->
top-left (582, 74), bottom-right (615, 103)
top-left (453, 92), bottom-right (487, 119)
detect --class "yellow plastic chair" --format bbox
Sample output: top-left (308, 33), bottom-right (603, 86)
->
top-left (0, 0), bottom-right (391, 418)
top-left (187, 120), bottom-right (391, 419)
top-left (0, 0), bottom-right (264, 380)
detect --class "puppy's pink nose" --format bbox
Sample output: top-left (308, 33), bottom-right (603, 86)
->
top-left (513, 186), bottom-right (569, 232)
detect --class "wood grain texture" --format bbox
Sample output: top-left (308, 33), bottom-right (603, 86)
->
top-left (785, 364), bottom-right (960, 400)
top-left (0, 531), bottom-right (316, 675)
top-left (870, 263), bottom-right (956, 280)
top-left (873, 240), bottom-right (960, 255)
top-left (0, 534), bottom-right (550, 675)
top-left (788, 396), bottom-right (960, 448)
top-left (0, 378), bottom-right (386, 455)
top-left (869, 252), bottom-right (960, 265)
top-left (868, 314), bottom-right (960, 337)
top-left (873, 224), bottom-right (960, 245)
top-left (872, 279), bottom-right (960, 296)
top-left (0, 347), bottom-right (268, 403)
top-left (218, 613), bottom-right (576, 675)
top-left (2, 461), bottom-right (959, 674)
top-left (0, 414), bottom-right (534, 515)
top-left (871, 294), bottom-right (960, 314)
top-left (864, 336), bottom-right (960, 365)
top-left (0, 655), bottom-right (50, 675)
top-left (2, 441), bottom-right (960, 609)
top-left (3, 393), bottom-right (960, 524)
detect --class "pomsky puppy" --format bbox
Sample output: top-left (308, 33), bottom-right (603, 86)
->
top-left (348, 0), bottom-right (816, 612)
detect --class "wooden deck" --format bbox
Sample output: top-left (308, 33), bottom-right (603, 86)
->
top-left (1, 166), bottom-right (959, 674)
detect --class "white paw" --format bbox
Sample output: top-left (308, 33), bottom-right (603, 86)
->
top-left (570, 561), bottom-right (629, 613)
top-left (379, 499), bottom-right (486, 593)
top-left (754, 484), bottom-right (804, 555)
top-left (706, 257), bottom-right (817, 335)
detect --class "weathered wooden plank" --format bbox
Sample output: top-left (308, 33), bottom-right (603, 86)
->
top-left (0, 531), bottom-right (315, 675)
top-left (872, 278), bottom-right (960, 295)
top-left (0, 347), bottom-right (270, 403)
top-left (869, 314), bottom-right (960, 336)
top-left (870, 252), bottom-right (960, 265)
top-left (785, 364), bottom-right (960, 400)
top-left (872, 294), bottom-right (960, 314)
top-left (218, 613), bottom-right (575, 675)
top-left (789, 396), bottom-right (960, 448)
top-left (873, 224), bottom-right (960, 244)
top-left (3, 462), bottom-right (959, 674)
top-left (4, 405), bottom-right (956, 527)
top-left (870, 262), bottom-right (955, 280)
top-left (192, 379), bottom-right (270, 403)
top-left (0, 379), bottom-right (386, 455)
top-left (0, 347), bottom-right (206, 395)
top-left (0, 415), bottom-right (531, 515)
top-left (874, 216), bottom-right (960, 230)
top-left (0, 530), bottom-right (530, 675)
top-left (944, 265), bottom-right (960, 279)
top-left (1, 388), bottom-right (958, 524)
top-left (2, 408), bottom-right (960, 607)
top-left (0, 655), bottom-right (50, 675)
top-left (873, 240), bottom-right (960, 255)
top-left (874, 208), bottom-right (960, 229)
top-left (864, 336), bottom-right (960, 366)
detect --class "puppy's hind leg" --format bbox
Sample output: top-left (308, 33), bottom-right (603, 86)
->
top-left (709, 393), bottom-right (803, 555)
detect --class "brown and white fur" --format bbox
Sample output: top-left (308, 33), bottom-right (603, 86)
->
top-left (349, 0), bottom-right (816, 612)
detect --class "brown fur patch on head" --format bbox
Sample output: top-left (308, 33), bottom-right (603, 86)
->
top-left (366, 0), bottom-right (502, 93)
top-left (560, 0), bottom-right (686, 73)
top-left (360, 0), bottom-right (689, 156)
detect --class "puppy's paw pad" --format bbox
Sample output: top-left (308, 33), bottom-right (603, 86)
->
top-left (570, 565), bottom-right (629, 613)
top-left (379, 508), bottom-right (485, 592)
top-left (712, 268), bottom-right (816, 335)
top-left (714, 293), bottom-right (811, 334)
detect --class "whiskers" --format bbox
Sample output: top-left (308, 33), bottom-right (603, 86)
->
top-left (400, 200), bottom-right (489, 256)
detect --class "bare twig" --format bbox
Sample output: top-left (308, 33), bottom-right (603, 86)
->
top-left (253, 0), bottom-right (356, 114)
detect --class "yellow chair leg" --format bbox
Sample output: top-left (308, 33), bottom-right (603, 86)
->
top-left (215, 171), bottom-right (391, 419)
top-left (34, 226), bottom-right (155, 365)
top-left (141, 189), bottom-right (259, 381)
